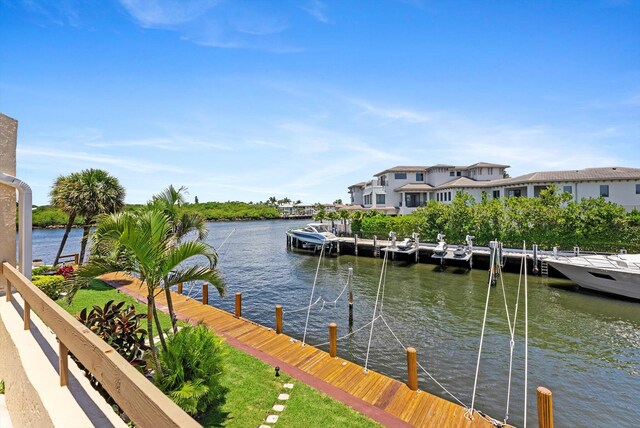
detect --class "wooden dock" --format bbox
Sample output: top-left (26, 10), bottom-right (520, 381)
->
top-left (100, 272), bottom-right (499, 428)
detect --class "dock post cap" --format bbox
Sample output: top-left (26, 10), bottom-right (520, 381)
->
top-left (537, 386), bottom-right (552, 395)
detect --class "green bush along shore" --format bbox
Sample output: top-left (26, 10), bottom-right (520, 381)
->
top-left (351, 189), bottom-right (640, 252)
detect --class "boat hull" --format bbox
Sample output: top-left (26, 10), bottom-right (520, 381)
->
top-left (547, 259), bottom-right (640, 300)
top-left (288, 231), bottom-right (337, 246)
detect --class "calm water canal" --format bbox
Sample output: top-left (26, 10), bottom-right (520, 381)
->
top-left (32, 220), bottom-right (640, 427)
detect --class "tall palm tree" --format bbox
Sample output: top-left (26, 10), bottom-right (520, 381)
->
top-left (50, 173), bottom-right (80, 266)
top-left (77, 209), bottom-right (224, 372)
top-left (71, 169), bottom-right (125, 265)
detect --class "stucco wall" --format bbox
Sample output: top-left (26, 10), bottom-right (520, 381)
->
top-left (0, 113), bottom-right (17, 293)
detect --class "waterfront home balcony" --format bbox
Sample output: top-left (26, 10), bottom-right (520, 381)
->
top-left (0, 263), bottom-right (198, 427)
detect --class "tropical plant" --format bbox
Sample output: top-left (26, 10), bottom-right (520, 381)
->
top-left (50, 169), bottom-right (125, 266)
top-left (74, 169), bottom-right (126, 265)
top-left (76, 209), bottom-right (224, 371)
top-left (32, 275), bottom-right (65, 300)
top-left (56, 265), bottom-right (75, 279)
top-left (73, 300), bottom-right (147, 414)
top-left (154, 324), bottom-right (228, 418)
top-left (313, 205), bottom-right (327, 223)
top-left (149, 185), bottom-right (209, 332)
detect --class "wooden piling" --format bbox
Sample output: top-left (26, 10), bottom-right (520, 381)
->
top-left (354, 234), bottom-right (359, 256)
top-left (24, 301), bottom-right (30, 330)
top-left (59, 341), bottom-right (69, 386)
top-left (537, 386), bottom-right (554, 428)
top-left (373, 235), bottom-right (378, 257)
top-left (329, 323), bottom-right (337, 357)
top-left (415, 234), bottom-right (420, 263)
top-left (177, 282), bottom-right (183, 294)
top-left (275, 305), bottom-right (283, 334)
top-left (202, 283), bottom-right (208, 305)
top-left (407, 347), bottom-right (418, 391)
top-left (235, 292), bottom-right (242, 318)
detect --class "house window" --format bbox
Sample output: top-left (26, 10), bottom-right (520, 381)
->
top-left (364, 194), bottom-right (371, 205)
top-left (448, 191), bottom-right (452, 201)
top-left (380, 176), bottom-right (386, 186)
top-left (508, 189), bottom-right (522, 197)
top-left (405, 193), bottom-right (421, 207)
top-left (563, 185), bottom-right (572, 194)
top-left (457, 171), bottom-right (461, 176)
top-left (636, 184), bottom-right (640, 194)
top-left (600, 185), bottom-right (609, 197)
top-left (489, 168), bottom-right (494, 175)
top-left (376, 194), bottom-right (385, 205)
top-left (450, 171), bottom-right (455, 176)
top-left (493, 190), bottom-right (500, 199)
top-left (416, 173), bottom-right (424, 181)
top-left (394, 172), bottom-right (407, 179)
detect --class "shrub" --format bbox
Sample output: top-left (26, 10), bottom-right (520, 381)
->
top-left (0, 380), bottom-right (4, 394)
top-left (32, 265), bottom-right (55, 275)
top-left (154, 324), bottom-right (228, 418)
top-left (56, 265), bottom-right (75, 279)
top-left (32, 275), bottom-right (65, 300)
top-left (73, 301), bottom-right (148, 418)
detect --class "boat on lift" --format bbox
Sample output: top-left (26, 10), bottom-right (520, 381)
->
top-left (546, 253), bottom-right (640, 300)
top-left (287, 223), bottom-right (339, 246)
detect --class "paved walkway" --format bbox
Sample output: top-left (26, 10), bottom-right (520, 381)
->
top-left (100, 273), bottom-right (497, 428)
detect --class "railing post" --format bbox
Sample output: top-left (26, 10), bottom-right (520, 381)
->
top-left (537, 386), bottom-right (554, 428)
top-left (235, 292), bottom-right (242, 318)
top-left (329, 323), bottom-right (337, 357)
top-left (407, 347), bottom-right (418, 391)
top-left (24, 301), bottom-right (31, 330)
top-left (74, 253), bottom-right (79, 265)
top-left (275, 305), bottom-right (283, 334)
top-left (202, 283), bottom-right (208, 305)
top-left (177, 282), bottom-right (183, 294)
top-left (59, 341), bottom-right (69, 386)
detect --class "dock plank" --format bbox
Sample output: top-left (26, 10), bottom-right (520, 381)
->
top-left (100, 273), bottom-right (498, 428)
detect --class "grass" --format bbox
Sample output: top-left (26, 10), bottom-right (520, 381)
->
top-left (57, 279), bottom-right (381, 428)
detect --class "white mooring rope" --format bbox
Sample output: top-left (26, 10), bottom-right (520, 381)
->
top-left (468, 242), bottom-right (498, 420)
top-left (302, 242), bottom-right (326, 347)
top-left (363, 248), bottom-right (389, 373)
top-left (524, 241), bottom-right (529, 428)
top-left (185, 228), bottom-right (235, 299)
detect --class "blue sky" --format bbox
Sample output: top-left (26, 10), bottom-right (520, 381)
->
top-left (1, 0), bottom-right (639, 205)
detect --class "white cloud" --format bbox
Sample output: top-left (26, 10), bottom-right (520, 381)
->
top-left (301, 0), bottom-right (329, 24)
top-left (118, 0), bottom-right (219, 28)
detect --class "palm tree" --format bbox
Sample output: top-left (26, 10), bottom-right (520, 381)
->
top-left (50, 169), bottom-right (125, 266)
top-left (338, 209), bottom-right (350, 234)
top-left (149, 185), bottom-right (209, 332)
top-left (77, 209), bottom-right (224, 372)
top-left (50, 173), bottom-right (80, 266)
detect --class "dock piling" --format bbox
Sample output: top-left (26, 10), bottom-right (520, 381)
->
top-left (202, 283), bottom-right (208, 305)
top-left (275, 305), bottom-right (283, 334)
top-left (407, 347), bottom-right (418, 391)
top-left (354, 234), bottom-right (358, 256)
top-left (235, 292), bottom-right (242, 318)
top-left (329, 323), bottom-right (337, 357)
top-left (537, 386), bottom-right (554, 428)
top-left (177, 282), bottom-right (183, 295)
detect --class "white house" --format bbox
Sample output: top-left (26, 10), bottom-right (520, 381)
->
top-left (348, 164), bottom-right (640, 213)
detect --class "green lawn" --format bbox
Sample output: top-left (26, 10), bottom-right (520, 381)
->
top-left (58, 280), bottom-right (381, 428)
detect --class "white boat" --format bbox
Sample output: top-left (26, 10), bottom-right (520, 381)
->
top-left (287, 223), bottom-right (338, 246)
top-left (546, 253), bottom-right (640, 300)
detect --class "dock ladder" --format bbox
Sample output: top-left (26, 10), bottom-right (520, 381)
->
top-left (540, 260), bottom-right (549, 277)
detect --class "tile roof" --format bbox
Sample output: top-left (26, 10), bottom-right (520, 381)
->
top-left (374, 166), bottom-right (429, 176)
top-left (502, 167), bottom-right (640, 185)
top-left (394, 183), bottom-right (434, 192)
top-left (433, 177), bottom-right (494, 190)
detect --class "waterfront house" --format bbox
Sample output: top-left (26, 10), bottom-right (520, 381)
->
top-left (349, 163), bottom-right (640, 214)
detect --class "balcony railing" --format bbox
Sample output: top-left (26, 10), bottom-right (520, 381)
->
top-left (1, 262), bottom-right (199, 428)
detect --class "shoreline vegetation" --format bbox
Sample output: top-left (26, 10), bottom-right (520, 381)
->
top-left (29, 201), bottom-right (281, 228)
top-left (29, 188), bottom-right (640, 252)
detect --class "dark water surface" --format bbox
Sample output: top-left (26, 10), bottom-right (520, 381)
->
top-left (32, 221), bottom-right (640, 427)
